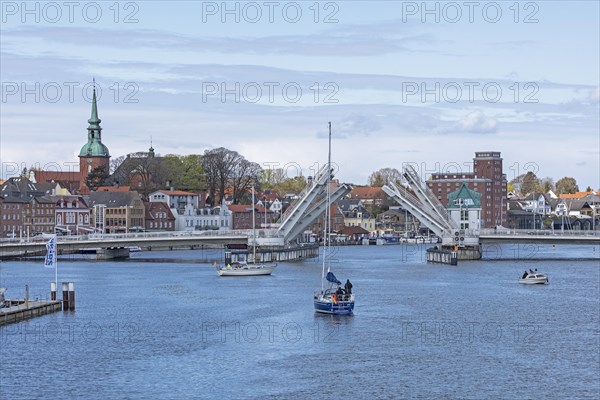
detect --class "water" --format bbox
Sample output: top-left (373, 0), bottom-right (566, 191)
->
top-left (1, 244), bottom-right (599, 399)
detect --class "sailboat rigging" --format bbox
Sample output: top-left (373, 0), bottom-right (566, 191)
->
top-left (313, 122), bottom-right (355, 315)
top-left (215, 186), bottom-right (277, 276)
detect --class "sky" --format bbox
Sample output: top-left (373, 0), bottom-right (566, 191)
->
top-left (1, 0), bottom-right (599, 190)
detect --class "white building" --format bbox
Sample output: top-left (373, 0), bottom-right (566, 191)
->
top-left (446, 184), bottom-right (482, 230)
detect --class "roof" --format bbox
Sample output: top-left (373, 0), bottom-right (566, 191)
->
top-left (447, 183), bottom-right (482, 208)
top-left (349, 186), bottom-right (383, 200)
top-left (33, 170), bottom-right (81, 193)
top-left (78, 87), bottom-right (110, 157)
top-left (143, 201), bottom-right (176, 220)
top-left (337, 199), bottom-right (361, 212)
top-left (88, 191), bottom-right (143, 207)
top-left (96, 186), bottom-right (131, 192)
top-left (337, 226), bottom-right (370, 235)
top-left (559, 191), bottom-right (597, 199)
top-left (228, 204), bottom-right (272, 213)
top-left (154, 190), bottom-right (198, 196)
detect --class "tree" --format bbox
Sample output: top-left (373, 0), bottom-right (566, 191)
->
top-left (108, 152), bottom-right (170, 198)
top-left (368, 168), bottom-right (402, 187)
top-left (539, 177), bottom-right (555, 193)
top-left (586, 186), bottom-right (592, 192)
top-left (261, 168), bottom-right (287, 189)
top-left (555, 177), bottom-right (579, 195)
top-left (520, 171), bottom-right (540, 195)
top-left (110, 155), bottom-right (126, 174)
top-left (507, 182), bottom-right (516, 194)
top-left (229, 158), bottom-right (262, 204)
top-left (202, 147), bottom-right (243, 205)
top-left (85, 165), bottom-right (109, 191)
top-left (509, 173), bottom-right (526, 195)
top-left (274, 176), bottom-right (307, 195)
top-left (163, 154), bottom-right (205, 191)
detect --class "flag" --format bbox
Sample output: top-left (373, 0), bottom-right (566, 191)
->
top-left (44, 235), bottom-right (57, 268)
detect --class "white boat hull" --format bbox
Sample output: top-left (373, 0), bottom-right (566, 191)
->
top-left (216, 264), bottom-right (276, 276)
top-left (519, 273), bottom-right (548, 285)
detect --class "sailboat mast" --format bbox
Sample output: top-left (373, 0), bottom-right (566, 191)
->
top-left (252, 185), bottom-right (256, 263)
top-left (327, 122), bottom-right (332, 273)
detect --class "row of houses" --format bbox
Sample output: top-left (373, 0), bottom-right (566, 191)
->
top-left (506, 191), bottom-right (600, 230)
top-left (2, 173), bottom-right (598, 239)
top-left (0, 177), bottom-right (287, 237)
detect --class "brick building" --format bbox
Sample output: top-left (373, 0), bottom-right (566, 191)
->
top-left (427, 152), bottom-right (507, 228)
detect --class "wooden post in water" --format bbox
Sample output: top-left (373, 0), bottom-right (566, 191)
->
top-left (50, 282), bottom-right (57, 301)
top-left (62, 282), bottom-right (69, 311)
top-left (25, 284), bottom-right (29, 308)
top-left (68, 282), bottom-right (75, 311)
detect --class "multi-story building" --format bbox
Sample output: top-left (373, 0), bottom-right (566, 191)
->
top-left (229, 204), bottom-right (272, 230)
top-left (149, 189), bottom-right (199, 215)
top-left (0, 177), bottom-right (58, 236)
top-left (144, 201), bottom-right (176, 231)
top-left (88, 191), bottom-right (145, 233)
top-left (24, 196), bottom-right (56, 235)
top-left (428, 151), bottom-right (507, 228)
top-left (446, 184), bottom-right (482, 230)
top-left (0, 195), bottom-right (27, 238)
top-left (50, 195), bottom-right (92, 234)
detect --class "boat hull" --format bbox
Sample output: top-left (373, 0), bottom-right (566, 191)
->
top-left (216, 264), bottom-right (276, 276)
top-left (518, 277), bottom-right (548, 284)
top-left (519, 272), bottom-right (548, 284)
top-left (314, 293), bottom-right (355, 315)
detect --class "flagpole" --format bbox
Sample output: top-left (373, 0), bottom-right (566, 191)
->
top-left (55, 236), bottom-right (58, 293)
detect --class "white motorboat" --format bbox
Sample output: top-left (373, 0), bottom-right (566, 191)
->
top-left (519, 270), bottom-right (548, 285)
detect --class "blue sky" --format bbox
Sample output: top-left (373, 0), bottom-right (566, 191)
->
top-left (1, 1), bottom-right (599, 189)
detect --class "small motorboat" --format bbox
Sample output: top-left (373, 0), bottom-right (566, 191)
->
top-left (519, 270), bottom-right (548, 285)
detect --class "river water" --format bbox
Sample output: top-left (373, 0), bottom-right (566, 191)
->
top-left (0, 243), bottom-right (598, 399)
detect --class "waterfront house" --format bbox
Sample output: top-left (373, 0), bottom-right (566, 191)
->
top-left (149, 189), bottom-right (199, 215)
top-left (88, 191), bottom-right (145, 233)
top-left (446, 184), bottom-right (482, 230)
top-left (50, 195), bottom-right (92, 235)
top-left (229, 204), bottom-right (272, 230)
top-left (144, 201), bottom-right (176, 231)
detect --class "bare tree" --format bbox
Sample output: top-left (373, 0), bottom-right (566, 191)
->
top-left (202, 148), bottom-right (242, 205)
top-left (368, 168), bottom-right (402, 187)
top-left (230, 159), bottom-right (262, 204)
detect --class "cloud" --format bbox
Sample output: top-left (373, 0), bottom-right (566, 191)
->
top-left (316, 114), bottom-right (382, 138)
top-left (590, 86), bottom-right (600, 102)
top-left (447, 110), bottom-right (498, 134)
top-left (2, 23), bottom-right (438, 57)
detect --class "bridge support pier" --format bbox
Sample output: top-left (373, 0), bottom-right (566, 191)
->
top-left (427, 245), bottom-right (482, 262)
top-left (96, 247), bottom-right (130, 260)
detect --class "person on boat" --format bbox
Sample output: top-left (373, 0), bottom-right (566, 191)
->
top-left (522, 271), bottom-right (528, 279)
top-left (529, 269), bottom-right (534, 274)
top-left (336, 286), bottom-right (344, 301)
top-left (345, 279), bottom-right (353, 295)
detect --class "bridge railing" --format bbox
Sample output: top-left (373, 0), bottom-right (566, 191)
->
top-left (478, 228), bottom-right (600, 237)
top-left (277, 163), bottom-right (330, 226)
top-left (0, 229), bottom-right (273, 245)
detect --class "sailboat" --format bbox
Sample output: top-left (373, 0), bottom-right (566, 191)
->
top-left (215, 186), bottom-right (277, 276)
top-left (313, 122), bottom-right (355, 315)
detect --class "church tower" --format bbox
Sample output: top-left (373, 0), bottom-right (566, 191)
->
top-left (78, 83), bottom-right (110, 189)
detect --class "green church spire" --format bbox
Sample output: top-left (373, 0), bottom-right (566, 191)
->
top-left (79, 79), bottom-right (110, 158)
top-left (88, 80), bottom-right (101, 129)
